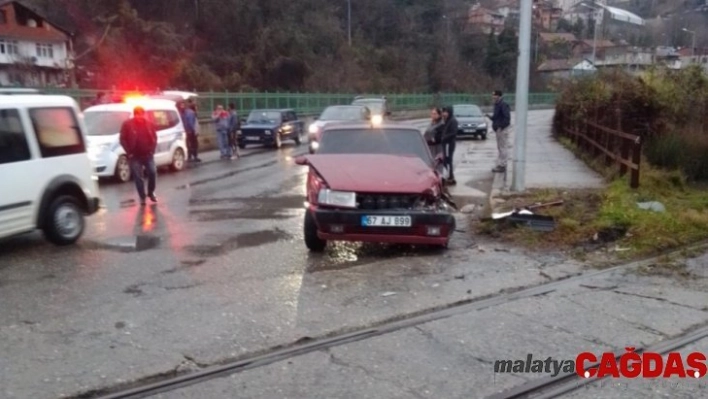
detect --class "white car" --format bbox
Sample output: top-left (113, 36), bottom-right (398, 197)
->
top-left (0, 94), bottom-right (100, 245)
top-left (83, 99), bottom-right (188, 182)
top-left (307, 105), bottom-right (372, 153)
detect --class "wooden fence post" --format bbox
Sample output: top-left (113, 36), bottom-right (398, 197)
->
top-left (619, 138), bottom-right (629, 177)
top-left (630, 136), bottom-right (641, 188)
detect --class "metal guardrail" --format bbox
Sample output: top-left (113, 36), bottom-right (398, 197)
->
top-left (36, 88), bottom-right (557, 119)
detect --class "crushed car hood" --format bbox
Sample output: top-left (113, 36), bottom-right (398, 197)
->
top-left (305, 154), bottom-right (438, 193)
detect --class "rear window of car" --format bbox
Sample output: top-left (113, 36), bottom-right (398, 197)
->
top-left (29, 107), bottom-right (85, 158)
top-left (0, 108), bottom-right (31, 164)
top-left (318, 128), bottom-right (432, 166)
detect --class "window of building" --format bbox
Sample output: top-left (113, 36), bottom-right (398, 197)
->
top-left (36, 43), bottom-right (53, 58)
top-left (29, 107), bottom-right (85, 158)
top-left (0, 108), bottom-right (31, 165)
top-left (0, 39), bottom-right (18, 55)
top-left (0, 10), bottom-right (7, 24)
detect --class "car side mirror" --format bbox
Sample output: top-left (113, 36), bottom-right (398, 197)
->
top-left (294, 156), bottom-right (308, 166)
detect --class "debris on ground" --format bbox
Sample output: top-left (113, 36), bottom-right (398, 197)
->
top-left (460, 204), bottom-right (476, 214)
top-left (381, 292), bottom-right (397, 297)
top-left (490, 200), bottom-right (563, 232)
top-left (637, 201), bottom-right (666, 213)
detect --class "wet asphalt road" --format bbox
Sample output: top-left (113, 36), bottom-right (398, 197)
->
top-left (3, 113), bottom-right (708, 399)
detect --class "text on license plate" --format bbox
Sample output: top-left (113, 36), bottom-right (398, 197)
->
top-left (464, 129), bottom-right (474, 132)
top-left (246, 137), bottom-right (260, 141)
top-left (361, 215), bottom-right (412, 227)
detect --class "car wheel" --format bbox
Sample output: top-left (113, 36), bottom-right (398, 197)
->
top-left (43, 195), bottom-right (85, 246)
top-left (115, 155), bottom-right (131, 183)
top-left (238, 142), bottom-right (246, 149)
top-left (274, 133), bottom-right (282, 149)
top-left (170, 148), bottom-right (186, 172)
top-left (304, 210), bottom-right (326, 251)
top-left (481, 133), bottom-right (487, 140)
top-left (294, 132), bottom-right (302, 146)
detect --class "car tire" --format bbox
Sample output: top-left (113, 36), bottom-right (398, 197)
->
top-left (481, 133), bottom-right (487, 140)
top-left (170, 148), bottom-right (186, 172)
top-left (274, 133), bottom-right (282, 149)
top-left (43, 195), bottom-right (85, 246)
top-left (294, 132), bottom-right (302, 146)
top-left (238, 142), bottom-right (246, 149)
top-left (115, 155), bottom-right (131, 183)
top-left (304, 210), bottom-right (326, 251)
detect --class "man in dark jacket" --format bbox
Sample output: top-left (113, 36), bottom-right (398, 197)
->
top-left (119, 106), bottom-right (158, 205)
top-left (440, 105), bottom-right (458, 185)
top-left (488, 90), bottom-right (511, 173)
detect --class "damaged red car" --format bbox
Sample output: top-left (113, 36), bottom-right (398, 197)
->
top-left (294, 122), bottom-right (456, 251)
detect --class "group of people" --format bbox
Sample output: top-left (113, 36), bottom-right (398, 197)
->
top-left (424, 90), bottom-right (511, 185)
top-left (211, 103), bottom-right (241, 160)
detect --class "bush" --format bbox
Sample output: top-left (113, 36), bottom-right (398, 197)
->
top-left (554, 66), bottom-right (708, 181)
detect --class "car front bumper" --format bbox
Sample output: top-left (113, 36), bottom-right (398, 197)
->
top-left (311, 207), bottom-right (455, 245)
top-left (88, 150), bottom-right (119, 177)
top-left (458, 128), bottom-right (487, 136)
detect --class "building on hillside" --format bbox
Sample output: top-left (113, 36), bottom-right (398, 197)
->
top-left (572, 39), bottom-right (628, 61)
top-left (466, 3), bottom-right (505, 35)
top-left (533, 0), bottom-right (563, 31)
top-left (0, 0), bottom-right (74, 87)
top-left (537, 58), bottom-right (596, 82)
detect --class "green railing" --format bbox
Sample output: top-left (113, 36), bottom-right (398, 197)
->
top-left (38, 88), bottom-right (557, 118)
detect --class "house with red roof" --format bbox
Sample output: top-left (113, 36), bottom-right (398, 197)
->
top-left (0, 0), bottom-right (73, 87)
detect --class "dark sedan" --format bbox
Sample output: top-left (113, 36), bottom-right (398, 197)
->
top-left (454, 104), bottom-right (488, 140)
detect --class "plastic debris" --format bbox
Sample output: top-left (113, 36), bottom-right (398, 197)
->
top-left (637, 201), bottom-right (666, 212)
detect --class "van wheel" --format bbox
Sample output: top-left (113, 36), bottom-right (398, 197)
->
top-left (43, 195), bottom-right (85, 246)
top-left (115, 155), bottom-right (131, 182)
top-left (304, 211), bottom-right (326, 251)
top-left (170, 148), bottom-right (185, 171)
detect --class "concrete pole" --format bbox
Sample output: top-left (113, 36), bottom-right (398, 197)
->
top-left (511, 0), bottom-right (532, 192)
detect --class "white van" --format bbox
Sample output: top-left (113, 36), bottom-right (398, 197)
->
top-left (83, 99), bottom-right (188, 182)
top-left (0, 94), bottom-right (100, 245)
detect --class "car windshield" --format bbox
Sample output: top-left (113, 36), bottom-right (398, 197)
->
top-left (453, 105), bottom-right (483, 117)
top-left (247, 110), bottom-right (281, 124)
top-left (317, 128), bottom-right (432, 166)
top-left (352, 100), bottom-right (384, 114)
top-left (84, 111), bottom-right (131, 136)
top-left (319, 107), bottom-right (366, 121)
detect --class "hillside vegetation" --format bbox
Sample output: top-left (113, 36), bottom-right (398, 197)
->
top-left (27, 0), bottom-right (520, 93)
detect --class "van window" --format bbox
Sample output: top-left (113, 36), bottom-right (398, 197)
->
top-left (149, 110), bottom-right (180, 130)
top-left (0, 108), bottom-right (31, 164)
top-left (29, 107), bottom-right (85, 158)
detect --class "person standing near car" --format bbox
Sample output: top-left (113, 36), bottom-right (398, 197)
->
top-left (424, 107), bottom-right (444, 159)
top-left (179, 101), bottom-right (200, 162)
top-left (228, 103), bottom-right (240, 158)
top-left (119, 106), bottom-right (158, 205)
top-left (440, 106), bottom-right (458, 185)
top-left (212, 104), bottom-right (233, 160)
top-left (488, 90), bottom-right (511, 173)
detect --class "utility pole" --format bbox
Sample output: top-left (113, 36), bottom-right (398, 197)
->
top-left (683, 28), bottom-right (696, 57)
top-left (348, 0), bottom-right (352, 46)
top-left (511, 0), bottom-right (532, 192)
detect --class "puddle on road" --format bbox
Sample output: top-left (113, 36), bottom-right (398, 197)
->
top-left (176, 157), bottom-right (299, 189)
top-left (81, 235), bottom-right (161, 253)
top-left (183, 229), bottom-right (292, 257)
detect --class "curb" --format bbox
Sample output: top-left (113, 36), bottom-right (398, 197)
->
top-left (486, 169), bottom-right (509, 217)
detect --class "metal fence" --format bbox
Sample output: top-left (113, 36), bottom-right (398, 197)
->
top-left (38, 88), bottom-right (557, 118)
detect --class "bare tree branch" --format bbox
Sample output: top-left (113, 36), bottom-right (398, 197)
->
top-left (74, 16), bottom-right (117, 61)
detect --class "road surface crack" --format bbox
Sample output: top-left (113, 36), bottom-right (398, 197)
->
top-left (612, 290), bottom-right (707, 312)
top-left (564, 296), bottom-right (670, 339)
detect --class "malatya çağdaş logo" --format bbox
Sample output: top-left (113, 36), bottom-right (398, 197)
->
top-left (494, 348), bottom-right (708, 379)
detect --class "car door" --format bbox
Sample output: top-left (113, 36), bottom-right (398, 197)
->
top-left (0, 108), bottom-right (36, 237)
top-left (147, 110), bottom-right (173, 166)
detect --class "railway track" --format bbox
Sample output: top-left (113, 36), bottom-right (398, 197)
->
top-left (72, 243), bottom-right (708, 399)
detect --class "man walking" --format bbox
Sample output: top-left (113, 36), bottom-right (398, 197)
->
top-left (212, 104), bottom-right (233, 159)
top-left (440, 105), bottom-right (459, 185)
top-left (228, 103), bottom-right (240, 158)
top-left (119, 106), bottom-right (158, 205)
top-left (489, 90), bottom-right (511, 173)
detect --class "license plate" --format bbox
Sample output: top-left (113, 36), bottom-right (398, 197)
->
top-left (464, 129), bottom-right (474, 133)
top-left (246, 137), bottom-right (260, 141)
top-left (361, 215), bottom-right (412, 227)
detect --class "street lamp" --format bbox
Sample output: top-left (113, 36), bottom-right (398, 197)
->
top-left (682, 28), bottom-right (696, 57)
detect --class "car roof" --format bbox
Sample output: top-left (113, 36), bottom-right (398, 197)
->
top-left (159, 90), bottom-right (198, 99)
top-left (321, 122), bottom-right (420, 131)
top-left (249, 108), bottom-right (293, 112)
top-left (0, 94), bottom-right (77, 107)
top-left (84, 99), bottom-right (178, 112)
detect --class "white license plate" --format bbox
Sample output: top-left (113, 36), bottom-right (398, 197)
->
top-left (246, 137), bottom-right (260, 141)
top-left (464, 129), bottom-right (474, 133)
top-left (361, 215), bottom-right (412, 227)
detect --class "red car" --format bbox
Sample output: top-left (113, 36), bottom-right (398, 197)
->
top-left (294, 122), bottom-right (456, 251)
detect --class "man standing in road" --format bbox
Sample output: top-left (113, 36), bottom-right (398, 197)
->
top-left (228, 103), bottom-right (240, 158)
top-left (489, 90), bottom-right (511, 173)
top-left (213, 104), bottom-right (233, 160)
top-left (119, 106), bottom-right (158, 205)
top-left (180, 101), bottom-right (200, 162)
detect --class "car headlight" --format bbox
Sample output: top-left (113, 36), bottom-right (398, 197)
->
top-left (309, 124), bottom-right (319, 134)
top-left (317, 189), bottom-right (356, 208)
top-left (371, 114), bottom-right (383, 126)
top-left (478, 123), bottom-right (487, 129)
top-left (265, 130), bottom-right (272, 135)
top-left (310, 141), bottom-right (320, 149)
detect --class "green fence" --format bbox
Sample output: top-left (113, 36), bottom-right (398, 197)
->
top-left (38, 88), bottom-right (557, 118)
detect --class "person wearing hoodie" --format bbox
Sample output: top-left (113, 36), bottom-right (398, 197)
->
top-left (212, 104), bottom-right (233, 159)
top-left (440, 106), bottom-right (458, 185)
